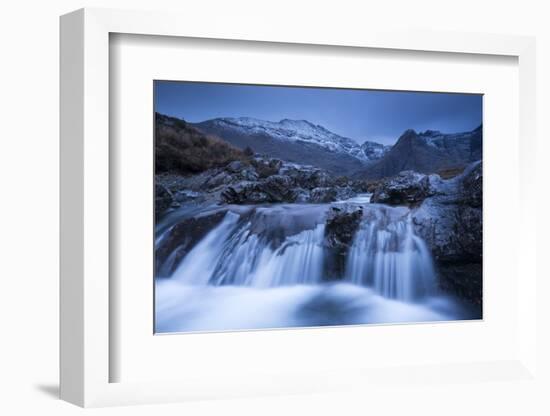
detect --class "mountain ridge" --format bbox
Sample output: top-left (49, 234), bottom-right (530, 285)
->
top-left (355, 125), bottom-right (482, 179)
top-left (192, 116), bottom-right (390, 176)
top-left (157, 112), bottom-right (482, 179)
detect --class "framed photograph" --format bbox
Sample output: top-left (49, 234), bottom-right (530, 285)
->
top-left (60, 8), bottom-right (538, 408)
top-left (153, 81), bottom-right (483, 334)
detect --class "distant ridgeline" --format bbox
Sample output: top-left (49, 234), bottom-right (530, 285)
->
top-left (355, 126), bottom-right (482, 179)
top-left (155, 112), bottom-right (481, 179)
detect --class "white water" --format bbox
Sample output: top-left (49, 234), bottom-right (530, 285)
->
top-left (171, 212), bottom-right (326, 287)
top-left (156, 202), bottom-right (474, 333)
top-left (345, 206), bottom-right (436, 301)
top-left (155, 281), bottom-right (454, 333)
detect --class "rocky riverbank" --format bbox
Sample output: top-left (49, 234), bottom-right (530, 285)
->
top-left (155, 157), bottom-right (361, 218)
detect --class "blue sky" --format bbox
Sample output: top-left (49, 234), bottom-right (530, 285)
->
top-left (155, 81), bottom-right (482, 145)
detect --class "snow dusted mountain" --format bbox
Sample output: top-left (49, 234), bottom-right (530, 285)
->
top-left (360, 140), bottom-right (390, 160)
top-left (357, 125), bottom-right (482, 179)
top-left (193, 117), bottom-right (387, 176)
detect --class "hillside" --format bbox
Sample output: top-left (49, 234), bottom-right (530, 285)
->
top-left (193, 117), bottom-right (387, 176)
top-left (356, 125), bottom-right (482, 179)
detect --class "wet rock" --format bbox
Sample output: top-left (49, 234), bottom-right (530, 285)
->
top-left (261, 175), bottom-right (296, 201)
top-left (335, 186), bottom-right (355, 201)
top-left (371, 171), bottom-right (435, 206)
top-left (221, 175), bottom-right (296, 204)
top-left (411, 162), bottom-right (483, 304)
top-left (279, 164), bottom-right (332, 189)
top-left (251, 158), bottom-right (283, 178)
top-left (203, 170), bottom-right (236, 189)
top-left (157, 157), bottom-right (359, 208)
top-left (173, 189), bottom-right (201, 203)
top-left (461, 161), bottom-right (482, 208)
top-left (225, 160), bottom-right (260, 181)
top-left (226, 160), bottom-right (246, 173)
top-left (155, 182), bottom-right (174, 220)
top-left (221, 182), bottom-right (271, 204)
top-left (309, 187), bottom-right (338, 203)
top-left (436, 263), bottom-right (482, 305)
top-left (323, 205), bottom-right (363, 279)
top-left (155, 210), bottom-right (227, 277)
top-left (292, 187), bottom-right (311, 203)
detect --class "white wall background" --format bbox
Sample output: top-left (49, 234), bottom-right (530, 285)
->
top-left (0, 1), bottom-right (548, 415)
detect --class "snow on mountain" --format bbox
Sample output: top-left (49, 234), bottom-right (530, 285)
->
top-left (356, 125), bottom-right (482, 179)
top-left (205, 117), bottom-right (386, 163)
top-left (418, 128), bottom-right (482, 150)
top-left (360, 140), bottom-right (390, 160)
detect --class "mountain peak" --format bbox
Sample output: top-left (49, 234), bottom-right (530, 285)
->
top-left (421, 129), bottom-right (442, 137)
top-left (194, 116), bottom-right (389, 164)
top-left (279, 118), bottom-right (314, 126)
top-left (358, 125), bottom-right (483, 179)
top-left (395, 129), bottom-right (419, 144)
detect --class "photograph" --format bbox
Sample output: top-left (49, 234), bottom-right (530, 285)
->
top-left (154, 81), bottom-right (483, 334)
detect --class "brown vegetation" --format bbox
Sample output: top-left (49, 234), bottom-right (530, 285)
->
top-left (155, 113), bottom-right (249, 175)
top-left (437, 166), bottom-right (466, 179)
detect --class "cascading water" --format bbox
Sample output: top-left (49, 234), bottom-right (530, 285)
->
top-left (155, 199), bottom-right (470, 333)
top-left (345, 206), bottom-right (436, 301)
top-left (171, 211), bottom-right (326, 287)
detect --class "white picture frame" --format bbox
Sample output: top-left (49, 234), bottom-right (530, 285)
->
top-left (60, 7), bottom-right (538, 408)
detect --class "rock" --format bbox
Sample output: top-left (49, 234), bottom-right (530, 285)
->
top-left (252, 158), bottom-right (283, 178)
top-left (155, 182), bottom-right (174, 220)
top-left (292, 187), bottom-right (311, 203)
top-left (221, 175), bottom-right (296, 204)
top-left (226, 160), bottom-right (246, 173)
top-left (261, 175), bottom-right (296, 201)
top-left (157, 157), bottom-right (359, 207)
top-left (436, 263), bottom-right (482, 305)
top-left (240, 166), bottom-right (260, 181)
top-left (204, 170), bottom-right (237, 189)
top-left (411, 162), bottom-right (482, 304)
top-left (323, 205), bottom-right (364, 279)
top-left (279, 164), bottom-right (331, 189)
top-left (225, 160), bottom-right (260, 181)
top-left (461, 161), bottom-right (482, 208)
top-left (371, 171), bottom-right (434, 206)
top-left (155, 210), bottom-right (228, 276)
top-left (173, 189), bottom-right (201, 203)
top-left (221, 182), bottom-right (271, 204)
top-left (309, 187), bottom-right (338, 203)
top-left (335, 186), bottom-right (355, 201)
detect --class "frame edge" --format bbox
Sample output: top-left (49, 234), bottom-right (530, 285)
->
top-left (59, 8), bottom-right (85, 407)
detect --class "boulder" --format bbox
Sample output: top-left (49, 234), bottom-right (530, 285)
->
top-left (155, 210), bottom-right (228, 277)
top-left (225, 160), bottom-right (260, 181)
top-left (411, 162), bottom-right (483, 304)
top-left (309, 187), bottom-right (338, 203)
top-left (157, 157), bottom-right (359, 208)
top-left (261, 174), bottom-right (296, 201)
top-left (371, 171), bottom-right (434, 206)
top-left (323, 205), bottom-right (364, 279)
top-left (279, 164), bottom-right (332, 189)
top-left (221, 181), bottom-right (271, 204)
top-left (221, 175), bottom-right (297, 204)
top-left (155, 182), bottom-right (174, 220)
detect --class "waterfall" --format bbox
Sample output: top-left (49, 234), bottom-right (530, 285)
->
top-left (171, 211), bottom-right (326, 287)
top-left (171, 211), bottom-right (241, 285)
top-left (345, 207), bottom-right (436, 301)
top-left (155, 203), bottom-right (472, 334)
top-left (167, 204), bottom-right (436, 301)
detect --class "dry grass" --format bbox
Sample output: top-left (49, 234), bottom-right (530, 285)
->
top-left (155, 113), bottom-right (249, 175)
top-left (437, 166), bottom-right (466, 179)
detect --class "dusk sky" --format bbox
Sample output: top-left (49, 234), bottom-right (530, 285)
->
top-left (155, 81), bottom-right (482, 146)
